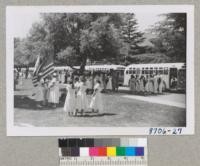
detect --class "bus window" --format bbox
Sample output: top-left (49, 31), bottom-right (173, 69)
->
top-left (159, 67), bottom-right (163, 74)
top-left (142, 68), bottom-right (145, 74)
top-left (132, 70), bottom-right (136, 74)
top-left (145, 68), bottom-right (149, 74)
top-left (164, 68), bottom-right (168, 75)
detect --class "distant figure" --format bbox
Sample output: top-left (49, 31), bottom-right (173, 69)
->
top-left (153, 74), bottom-right (158, 94)
top-left (144, 75), bottom-right (150, 94)
top-left (158, 74), bottom-right (163, 94)
top-left (106, 74), bottom-right (112, 91)
top-left (90, 80), bottom-right (103, 113)
top-left (139, 76), bottom-right (145, 93)
top-left (129, 75), bottom-right (136, 93)
top-left (35, 76), bottom-right (45, 108)
top-left (149, 75), bottom-right (154, 93)
top-left (115, 72), bottom-right (119, 91)
top-left (171, 76), bottom-right (177, 89)
top-left (76, 77), bottom-right (88, 115)
top-left (48, 73), bottom-right (60, 108)
top-left (135, 75), bottom-right (140, 93)
top-left (42, 78), bottom-right (49, 106)
top-left (63, 81), bottom-right (76, 116)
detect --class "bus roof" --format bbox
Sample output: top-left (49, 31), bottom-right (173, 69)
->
top-left (125, 63), bottom-right (186, 70)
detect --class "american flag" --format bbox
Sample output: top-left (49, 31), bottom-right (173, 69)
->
top-left (32, 54), bottom-right (54, 87)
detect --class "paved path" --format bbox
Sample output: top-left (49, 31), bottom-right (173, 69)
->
top-left (122, 93), bottom-right (186, 108)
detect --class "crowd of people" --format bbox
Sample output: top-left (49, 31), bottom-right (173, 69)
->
top-left (14, 67), bottom-right (178, 116)
top-left (129, 73), bottom-right (165, 95)
top-left (33, 71), bottom-right (107, 116)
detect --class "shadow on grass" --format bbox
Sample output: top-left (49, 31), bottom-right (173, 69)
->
top-left (14, 95), bottom-right (65, 110)
top-left (75, 112), bottom-right (117, 118)
top-left (14, 95), bottom-right (38, 110)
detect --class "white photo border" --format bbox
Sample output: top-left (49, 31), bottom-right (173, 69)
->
top-left (6, 5), bottom-right (194, 136)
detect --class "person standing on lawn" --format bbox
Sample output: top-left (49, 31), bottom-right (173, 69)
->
top-left (63, 80), bottom-right (76, 116)
top-left (48, 73), bottom-right (60, 108)
top-left (153, 73), bottom-right (158, 94)
top-left (35, 74), bottom-right (45, 108)
top-left (129, 75), bottom-right (136, 94)
top-left (144, 75), bottom-right (150, 94)
top-left (106, 74), bottom-right (112, 92)
top-left (89, 80), bottom-right (103, 113)
top-left (76, 77), bottom-right (88, 116)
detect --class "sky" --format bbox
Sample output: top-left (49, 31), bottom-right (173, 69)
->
top-left (11, 11), bottom-right (164, 38)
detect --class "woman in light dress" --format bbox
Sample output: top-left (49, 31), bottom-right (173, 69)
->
top-left (149, 75), bottom-right (154, 94)
top-left (153, 74), bottom-right (158, 94)
top-left (63, 80), bottom-right (76, 116)
top-left (106, 75), bottom-right (112, 91)
top-left (135, 75), bottom-right (140, 93)
top-left (145, 75), bottom-right (150, 94)
top-left (139, 76), bottom-right (145, 93)
top-left (35, 77), bottom-right (45, 108)
top-left (75, 77), bottom-right (88, 116)
top-left (90, 80), bottom-right (103, 113)
top-left (129, 75), bottom-right (136, 94)
top-left (48, 73), bottom-right (60, 108)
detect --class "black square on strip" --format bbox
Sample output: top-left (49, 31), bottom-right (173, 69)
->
top-left (69, 139), bottom-right (77, 147)
top-left (77, 139), bottom-right (84, 147)
top-left (86, 139), bottom-right (94, 147)
top-left (58, 139), bottom-right (68, 147)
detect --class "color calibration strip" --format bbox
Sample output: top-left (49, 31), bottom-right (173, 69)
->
top-left (58, 138), bottom-right (147, 166)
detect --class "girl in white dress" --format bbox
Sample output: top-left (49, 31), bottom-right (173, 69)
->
top-left (153, 74), bottom-right (158, 94)
top-left (106, 75), bottom-right (112, 91)
top-left (144, 75), bottom-right (150, 94)
top-left (63, 81), bottom-right (76, 116)
top-left (75, 77), bottom-right (88, 116)
top-left (90, 80), bottom-right (103, 113)
top-left (35, 78), bottom-right (44, 108)
top-left (48, 74), bottom-right (60, 108)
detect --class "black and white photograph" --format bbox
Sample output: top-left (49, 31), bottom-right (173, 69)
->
top-left (6, 6), bottom-right (194, 135)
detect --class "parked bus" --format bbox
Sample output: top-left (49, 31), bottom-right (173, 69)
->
top-left (85, 65), bottom-right (126, 85)
top-left (124, 63), bottom-right (186, 91)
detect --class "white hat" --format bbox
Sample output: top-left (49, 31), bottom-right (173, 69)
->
top-left (53, 73), bottom-right (57, 77)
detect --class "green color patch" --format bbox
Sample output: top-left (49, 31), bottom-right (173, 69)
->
top-left (116, 147), bottom-right (126, 156)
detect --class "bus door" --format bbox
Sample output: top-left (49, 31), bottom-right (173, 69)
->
top-left (169, 68), bottom-right (178, 88)
top-left (177, 69), bottom-right (186, 91)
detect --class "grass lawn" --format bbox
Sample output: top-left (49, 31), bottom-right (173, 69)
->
top-left (14, 79), bottom-right (186, 127)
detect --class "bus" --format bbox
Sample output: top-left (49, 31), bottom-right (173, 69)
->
top-left (124, 63), bottom-right (186, 91)
top-left (85, 65), bottom-right (126, 85)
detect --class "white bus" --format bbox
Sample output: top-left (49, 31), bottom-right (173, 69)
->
top-left (85, 65), bottom-right (126, 85)
top-left (124, 63), bottom-right (186, 90)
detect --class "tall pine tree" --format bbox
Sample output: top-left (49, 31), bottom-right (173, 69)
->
top-left (120, 13), bottom-right (145, 64)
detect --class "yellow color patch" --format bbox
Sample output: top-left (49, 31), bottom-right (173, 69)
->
top-left (107, 147), bottom-right (116, 156)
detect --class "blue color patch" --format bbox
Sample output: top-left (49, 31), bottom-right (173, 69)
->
top-left (135, 147), bottom-right (144, 156)
top-left (125, 147), bottom-right (136, 156)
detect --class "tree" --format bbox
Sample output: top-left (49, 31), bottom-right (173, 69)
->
top-left (150, 13), bottom-right (186, 62)
top-left (79, 15), bottom-right (123, 70)
top-left (120, 13), bottom-right (145, 64)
